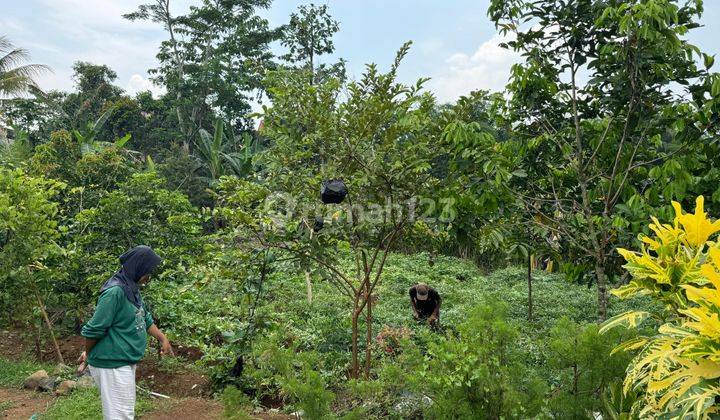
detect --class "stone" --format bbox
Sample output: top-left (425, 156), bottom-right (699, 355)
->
top-left (76, 374), bottom-right (96, 389)
top-left (38, 376), bottom-right (57, 392)
top-left (55, 380), bottom-right (76, 396)
top-left (53, 363), bottom-right (71, 375)
top-left (394, 391), bottom-right (432, 417)
top-left (23, 370), bottom-right (49, 390)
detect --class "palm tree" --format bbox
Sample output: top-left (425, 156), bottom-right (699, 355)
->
top-left (1, 36), bottom-right (50, 140)
top-left (0, 36), bottom-right (50, 98)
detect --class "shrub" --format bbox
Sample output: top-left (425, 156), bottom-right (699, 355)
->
top-left (66, 171), bottom-right (202, 315)
top-left (545, 318), bottom-right (632, 418)
top-left (602, 196), bottom-right (720, 417)
top-left (417, 303), bottom-right (546, 419)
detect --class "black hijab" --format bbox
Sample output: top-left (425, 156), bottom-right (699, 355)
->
top-left (100, 246), bottom-right (161, 308)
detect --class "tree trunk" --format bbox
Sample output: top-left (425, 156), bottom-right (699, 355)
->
top-left (36, 294), bottom-right (64, 364)
top-left (364, 280), bottom-right (373, 379)
top-left (35, 318), bottom-right (42, 360)
top-left (596, 263), bottom-right (609, 321)
top-left (527, 252), bottom-right (533, 321)
top-left (350, 304), bottom-right (361, 379)
top-left (305, 271), bottom-right (313, 305)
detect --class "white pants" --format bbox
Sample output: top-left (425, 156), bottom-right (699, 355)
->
top-left (89, 364), bottom-right (137, 420)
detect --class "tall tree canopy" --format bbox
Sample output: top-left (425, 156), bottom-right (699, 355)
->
top-left (489, 0), bottom-right (720, 319)
top-left (125, 0), bottom-right (281, 142)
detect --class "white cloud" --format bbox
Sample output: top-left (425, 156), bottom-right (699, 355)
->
top-left (9, 0), bottom-right (196, 96)
top-left (126, 74), bottom-right (165, 97)
top-left (429, 33), bottom-right (521, 103)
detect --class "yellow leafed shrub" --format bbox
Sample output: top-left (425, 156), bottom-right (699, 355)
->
top-left (601, 196), bottom-right (720, 418)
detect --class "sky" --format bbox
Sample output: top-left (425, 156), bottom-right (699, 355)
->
top-left (2, 0), bottom-right (720, 104)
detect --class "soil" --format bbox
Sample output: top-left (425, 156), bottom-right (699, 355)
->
top-left (141, 398), bottom-right (296, 420)
top-left (0, 329), bottom-right (291, 419)
top-left (0, 388), bottom-right (54, 419)
top-left (0, 329), bottom-right (212, 399)
top-left (136, 356), bottom-right (212, 398)
top-left (142, 397), bottom-right (224, 420)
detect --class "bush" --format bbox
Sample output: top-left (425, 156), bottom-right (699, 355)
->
top-left (603, 196), bottom-right (720, 417)
top-left (417, 303), bottom-right (546, 419)
top-left (545, 318), bottom-right (632, 418)
top-left (65, 171), bottom-right (202, 316)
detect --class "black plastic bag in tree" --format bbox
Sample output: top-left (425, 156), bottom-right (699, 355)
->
top-left (321, 179), bottom-right (348, 204)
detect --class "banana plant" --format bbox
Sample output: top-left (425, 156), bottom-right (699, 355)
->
top-left (72, 105), bottom-right (131, 155)
top-left (195, 119), bottom-right (256, 182)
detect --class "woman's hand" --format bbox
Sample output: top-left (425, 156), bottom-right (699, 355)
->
top-left (77, 351), bottom-right (88, 374)
top-left (160, 339), bottom-right (174, 357)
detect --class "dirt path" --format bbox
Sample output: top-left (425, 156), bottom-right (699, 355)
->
top-left (141, 397), bottom-right (223, 419)
top-left (141, 397), bottom-right (295, 420)
top-left (0, 388), bottom-right (54, 419)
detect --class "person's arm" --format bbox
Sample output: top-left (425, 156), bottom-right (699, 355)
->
top-left (147, 324), bottom-right (174, 356)
top-left (78, 288), bottom-right (119, 372)
top-left (409, 288), bottom-right (419, 319)
top-left (428, 292), bottom-right (441, 322)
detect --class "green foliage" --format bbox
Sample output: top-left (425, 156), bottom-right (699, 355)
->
top-left (250, 332), bottom-right (336, 420)
top-left (0, 128), bottom-right (34, 167)
top-left (28, 130), bottom-right (82, 184)
top-left (41, 386), bottom-right (153, 420)
top-left (281, 3), bottom-right (344, 84)
top-left (0, 168), bottom-right (64, 322)
top-left (487, 0), bottom-right (720, 320)
top-left (124, 0), bottom-right (281, 134)
top-left (66, 171), bottom-right (201, 314)
top-left (545, 318), bottom-right (632, 418)
top-left (221, 386), bottom-right (253, 420)
top-left (195, 119), bottom-right (256, 182)
top-left (418, 303), bottom-right (546, 419)
top-left (0, 35), bottom-right (50, 98)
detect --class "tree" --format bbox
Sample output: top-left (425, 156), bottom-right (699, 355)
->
top-left (221, 44), bottom-right (438, 379)
top-left (0, 169), bottom-right (65, 362)
top-left (489, 0), bottom-right (720, 320)
top-left (281, 3), bottom-right (344, 85)
top-left (0, 36), bottom-right (50, 141)
top-left (0, 36), bottom-right (50, 99)
top-left (62, 62), bottom-right (124, 130)
top-left (124, 0), bottom-right (281, 144)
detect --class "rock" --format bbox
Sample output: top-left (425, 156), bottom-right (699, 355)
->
top-left (394, 391), bottom-right (432, 417)
top-left (53, 363), bottom-right (71, 375)
top-left (38, 376), bottom-right (57, 392)
top-left (23, 370), bottom-right (49, 390)
top-left (55, 380), bottom-right (76, 396)
top-left (76, 374), bottom-right (95, 389)
top-left (268, 408), bottom-right (280, 414)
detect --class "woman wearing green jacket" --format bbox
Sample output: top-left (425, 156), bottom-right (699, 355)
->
top-left (78, 246), bottom-right (173, 420)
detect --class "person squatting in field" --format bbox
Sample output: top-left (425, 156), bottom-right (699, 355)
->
top-left (78, 246), bottom-right (174, 420)
top-left (409, 282), bottom-right (441, 326)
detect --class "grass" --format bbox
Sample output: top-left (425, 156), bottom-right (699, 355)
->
top-left (0, 401), bottom-right (14, 415)
top-left (272, 251), bottom-right (653, 340)
top-left (40, 387), bottom-right (156, 420)
top-left (0, 357), bottom-right (160, 420)
top-left (0, 357), bottom-right (52, 387)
